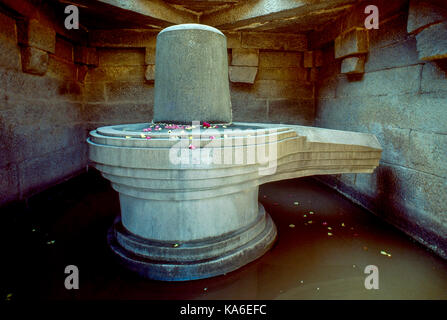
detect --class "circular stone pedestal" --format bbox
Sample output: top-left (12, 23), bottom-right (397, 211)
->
top-left (88, 122), bottom-right (287, 281)
top-left (108, 204), bottom-right (276, 281)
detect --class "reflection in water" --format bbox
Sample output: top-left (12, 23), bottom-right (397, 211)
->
top-left (9, 176), bottom-right (447, 300)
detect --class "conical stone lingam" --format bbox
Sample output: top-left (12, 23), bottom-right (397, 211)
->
top-left (87, 24), bottom-right (382, 281)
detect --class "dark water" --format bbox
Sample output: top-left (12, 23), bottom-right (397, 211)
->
top-left (2, 172), bottom-right (447, 300)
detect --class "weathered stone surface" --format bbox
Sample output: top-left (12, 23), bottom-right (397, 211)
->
top-left (308, 67), bottom-right (318, 82)
top-left (154, 24), bottom-right (232, 123)
top-left (407, 0), bottom-right (447, 34)
top-left (255, 80), bottom-right (313, 99)
top-left (83, 83), bottom-right (106, 102)
top-left (365, 38), bottom-right (419, 72)
top-left (259, 52), bottom-right (302, 68)
top-left (416, 21), bottom-right (447, 60)
top-left (145, 64), bottom-right (155, 81)
top-left (223, 31), bottom-right (241, 48)
top-left (106, 81), bottom-right (154, 102)
top-left (98, 48), bottom-right (145, 66)
top-left (19, 144), bottom-right (87, 197)
top-left (314, 50), bottom-right (323, 67)
top-left (47, 56), bottom-right (76, 80)
top-left (242, 32), bottom-right (307, 51)
top-left (55, 36), bottom-right (73, 62)
top-left (74, 46), bottom-right (98, 66)
top-left (83, 103), bottom-right (153, 124)
top-left (257, 67), bottom-right (307, 81)
top-left (421, 60), bottom-right (447, 94)
top-left (231, 48), bottom-right (258, 66)
top-left (303, 51), bottom-right (315, 68)
top-left (334, 28), bottom-right (368, 59)
top-left (0, 164), bottom-right (19, 205)
top-left (89, 29), bottom-right (158, 48)
top-left (409, 130), bottom-right (447, 178)
top-left (86, 66), bottom-right (147, 82)
top-left (229, 66), bottom-right (257, 84)
top-left (268, 99), bottom-right (314, 125)
top-left (145, 47), bottom-right (156, 65)
top-left (0, 11), bottom-right (20, 70)
top-left (21, 46), bottom-right (48, 75)
top-left (230, 92), bottom-right (267, 122)
top-left (77, 65), bottom-right (88, 83)
top-left (17, 19), bottom-right (55, 53)
top-left (336, 65), bottom-right (422, 97)
top-left (341, 56), bottom-right (365, 74)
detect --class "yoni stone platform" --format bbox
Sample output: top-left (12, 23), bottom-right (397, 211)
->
top-left (87, 24), bottom-right (382, 281)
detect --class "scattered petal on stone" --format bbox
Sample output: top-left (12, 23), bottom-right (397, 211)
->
top-left (140, 134), bottom-right (146, 138)
top-left (328, 227), bottom-right (332, 230)
top-left (327, 232), bottom-right (333, 236)
top-left (300, 280), bottom-right (304, 284)
top-left (222, 125), bottom-right (227, 128)
top-left (188, 144), bottom-right (196, 150)
top-left (146, 136), bottom-right (151, 139)
top-left (309, 211), bottom-right (314, 214)
top-left (353, 264), bottom-right (356, 268)
top-left (322, 222), bottom-right (327, 226)
top-left (293, 201), bottom-right (299, 205)
top-left (289, 224), bottom-right (295, 228)
top-left (203, 122), bottom-right (211, 128)
top-left (316, 288), bottom-right (320, 291)
top-left (209, 136), bottom-right (215, 139)
top-left (125, 136), bottom-right (131, 139)
top-left (173, 243), bottom-right (179, 248)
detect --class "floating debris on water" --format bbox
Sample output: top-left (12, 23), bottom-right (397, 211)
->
top-left (380, 250), bottom-right (392, 257)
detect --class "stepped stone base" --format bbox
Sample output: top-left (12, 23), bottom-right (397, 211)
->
top-left (108, 205), bottom-right (277, 281)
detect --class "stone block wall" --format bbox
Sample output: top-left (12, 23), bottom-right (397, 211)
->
top-left (0, 8), bottom-right (87, 205)
top-left (313, 2), bottom-right (447, 258)
top-left (83, 47), bottom-right (154, 131)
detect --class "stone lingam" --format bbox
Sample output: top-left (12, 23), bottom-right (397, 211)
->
top-left (87, 24), bottom-right (382, 281)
